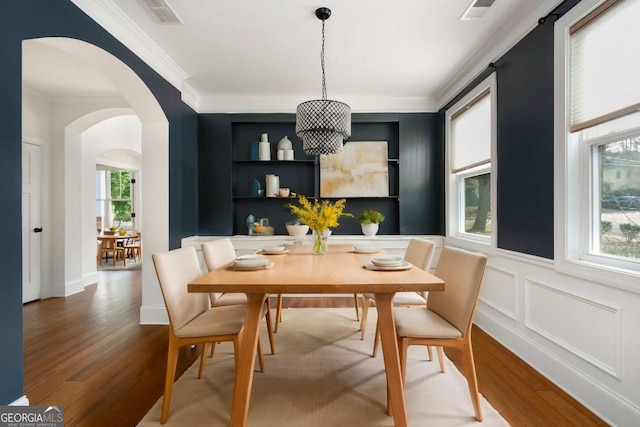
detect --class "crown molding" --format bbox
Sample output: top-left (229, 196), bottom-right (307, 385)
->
top-left (436, 0), bottom-right (562, 109)
top-left (70, 0), bottom-right (187, 91)
top-left (196, 95), bottom-right (438, 114)
top-left (180, 81), bottom-right (199, 112)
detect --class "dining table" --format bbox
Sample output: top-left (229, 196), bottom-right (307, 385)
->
top-left (188, 243), bottom-right (444, 427)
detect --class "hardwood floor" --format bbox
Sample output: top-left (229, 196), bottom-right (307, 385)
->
top-left (23, 269), bottom-right (607, 426)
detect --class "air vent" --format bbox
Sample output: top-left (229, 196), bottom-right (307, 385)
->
top-left (460, 0), bottom-right (497, 20)
top-left (139, 0), bottom-right (182, 24)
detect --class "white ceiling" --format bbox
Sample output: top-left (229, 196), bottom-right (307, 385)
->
top-left (25, 0), bottom-right (561, 112)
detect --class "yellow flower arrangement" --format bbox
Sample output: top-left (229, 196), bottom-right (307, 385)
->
top-left (286, 195), bottom-right (352, 232)
top-left (286, 195), bottom-right (352, 254)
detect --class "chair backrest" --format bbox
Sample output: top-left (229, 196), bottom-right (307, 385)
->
top-left (201, 238), bottom-right (236, 271)
top-left (427, 246), bottom-right (487, 336)
top-left (201, 238), bottom-right (237, 304)
top-left (404, 238), bottom-right (436, 271)
top-left (152, 246), bottom-right (210, 332)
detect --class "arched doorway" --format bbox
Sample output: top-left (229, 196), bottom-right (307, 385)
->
top-left (22, 38), bottom-right (170, 323)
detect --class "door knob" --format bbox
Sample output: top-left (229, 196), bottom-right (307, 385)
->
top-left (33, 227), bottom-right (43, 233)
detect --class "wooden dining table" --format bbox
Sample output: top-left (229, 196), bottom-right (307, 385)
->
top-left (188, 243), bottom-right (444, 427)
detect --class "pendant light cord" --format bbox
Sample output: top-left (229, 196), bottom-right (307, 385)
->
top-left (321, 18), bottom-right (327, 100)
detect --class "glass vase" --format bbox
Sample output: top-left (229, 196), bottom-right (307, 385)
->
top-left (312, 230), bottom-right (329, 255)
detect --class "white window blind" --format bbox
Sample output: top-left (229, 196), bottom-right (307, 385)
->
top-left (570, 0), bottom-right (640, 132)
top-left (451, 90), bottom-right (491, 173)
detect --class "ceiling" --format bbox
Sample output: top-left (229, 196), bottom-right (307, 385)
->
top-left (24, 0), bottom-right (560, 112)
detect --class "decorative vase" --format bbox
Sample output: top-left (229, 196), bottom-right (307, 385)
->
top-left (361, 223), bottom-right (379, 236)
top-left (312, 229), bottom-right (330, 255)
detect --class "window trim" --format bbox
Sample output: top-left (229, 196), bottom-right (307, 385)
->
top-left (554, 0), bottom-right (640, 293)
top-left (445, 73), bottom-right (497, 250)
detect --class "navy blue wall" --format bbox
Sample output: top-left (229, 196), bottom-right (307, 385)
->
top-left (0, 1), bottom-right (198, 404)
top-left (494, 22), bottom-right (556, 258)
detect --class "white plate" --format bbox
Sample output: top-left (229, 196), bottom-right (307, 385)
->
top-left (232, 261), bottom-right (275, 271)
top-left (234, 254), bottom-right (270, 268)
top-left (370, 255), bottom-right (404, 267)
top-left (258, 248), bottom-right (290, 255)
top-left (262, 245), bottom-right (286, 252)
top-left (364, 261), bottom-right (412, 271)
top-left (353, 246), bottom-right (378, 254)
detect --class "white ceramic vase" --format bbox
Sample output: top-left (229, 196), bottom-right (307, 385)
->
top-left (361, 223), bottom-right (379, 236)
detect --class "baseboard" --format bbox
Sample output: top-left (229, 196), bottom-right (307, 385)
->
top-left (475, 309), bottom-right (639, 426)
top-left (139, 304), bottom-right (168, 325)
top-left (64, 279), bottom-right (85, 296)
top-left (9, 395), bottom-right (29, 406)
top-left (83, 272), bottom-right (99, 287)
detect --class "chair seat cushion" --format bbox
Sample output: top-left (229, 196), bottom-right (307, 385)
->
top-left (175, 304), bottom-right (246, 338)
top-left (214, 293), bottom-right (248, 306)
top-left (364, 292), bottom-right (426, 306)
top-left (394, 307), bottom-right (462, 339)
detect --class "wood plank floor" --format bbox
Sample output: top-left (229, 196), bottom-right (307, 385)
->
top-left (23, 269), bottom-right (607, 426)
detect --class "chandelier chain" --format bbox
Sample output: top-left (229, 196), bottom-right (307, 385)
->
top-left (321, 19), bottom-right (327, 100)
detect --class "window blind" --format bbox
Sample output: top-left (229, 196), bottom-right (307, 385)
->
top-left (570, 0), bottom-right (640, 132)
top-left (451, 90), bottom-right (491, 173)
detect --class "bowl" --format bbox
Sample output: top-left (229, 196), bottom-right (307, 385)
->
top-left (370, 255), bottom-right (404, 267)
top-left (285, 224), bottom-right (309, 236)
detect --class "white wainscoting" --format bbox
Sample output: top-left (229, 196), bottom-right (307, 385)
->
top-left (468, 246), bottom-right (640, 427)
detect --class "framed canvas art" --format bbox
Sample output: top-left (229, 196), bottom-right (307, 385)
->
top-left (320, 141), bottom-right (389, 197)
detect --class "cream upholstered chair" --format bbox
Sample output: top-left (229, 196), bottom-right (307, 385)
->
top-left (201, 238), bottom-right (276, 355)
top-left (152, 246), bottom-right (263, 424)
top-left (359, 238), bottom-right (436, 356)
top-left (393, 246), bottom-right (488, 421)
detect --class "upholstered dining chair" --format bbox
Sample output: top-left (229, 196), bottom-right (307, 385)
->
top-left (201, 238), bottom-right (276, 355)
top-left (392, 246), bottom-right (488, 421)
top-left (359, 238), bottom-right (436, 356)
top-left (152, 246), bottom-right (263, 424)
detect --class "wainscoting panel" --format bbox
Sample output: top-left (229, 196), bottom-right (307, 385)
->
top-left (524, 279), bottom-right (621, 378)
top-left (479, 265), bottom-right (518, 321)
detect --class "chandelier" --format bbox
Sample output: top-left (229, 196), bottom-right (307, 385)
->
top-left (296, 7), bottom-right (351, 156)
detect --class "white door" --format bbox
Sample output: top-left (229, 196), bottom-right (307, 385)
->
top-left (22, 142), bottom-right (42, 303)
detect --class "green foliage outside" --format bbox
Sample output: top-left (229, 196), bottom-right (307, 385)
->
top-left (111, 170), bottom-right (131, 223)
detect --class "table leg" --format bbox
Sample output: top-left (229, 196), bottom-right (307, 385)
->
top-left (230, 292), bottom-right (265, 427)
top-left (374, 292), bottom-right (408, 427)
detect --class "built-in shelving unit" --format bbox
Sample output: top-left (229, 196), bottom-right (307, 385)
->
top-left (231, 120), bottom-right (401, 235)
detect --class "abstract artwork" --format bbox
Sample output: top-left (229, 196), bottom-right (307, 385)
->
top-left (320, 141), bottom-right (389, 197)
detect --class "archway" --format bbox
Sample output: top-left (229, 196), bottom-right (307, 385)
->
top-left (24, 38), bottom-right (170, 323)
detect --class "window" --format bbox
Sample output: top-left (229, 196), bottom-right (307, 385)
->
top-left (446, 74), bottom-right (496, 245)
top-left (96, 169), bottom-right (134, 231)
top-left (556, 0), bottom-right (640, 281)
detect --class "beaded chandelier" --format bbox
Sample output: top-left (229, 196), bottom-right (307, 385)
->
top-left (296, 7), bottom-right (351, 156)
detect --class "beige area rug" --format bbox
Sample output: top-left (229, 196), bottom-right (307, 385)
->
top-left (139, 308), bottom-right (509, 427)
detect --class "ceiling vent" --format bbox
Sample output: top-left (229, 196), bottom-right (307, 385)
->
top-left (460, 0), bottom-right (497, 20)
top-left (139, 0), bottom-right (182, 24)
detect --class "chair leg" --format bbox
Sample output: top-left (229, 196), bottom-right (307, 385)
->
top-left (437, 346), bottom-right (446, 373)
top-left (264, 299), bottom-right (276, 354)
top-left (460, 339), bottom-right (483, 421)
top-left (198, 343), bottom-right (209, 379)
top-left (209, 342), bottom-right (217, 358)
top-left (161, 342), bottom-right (180, 424)
top-left (353, 293), bottom-right (360, 321)
top-left (256, 338), bottom-right (265, 373)
top-left (372, 321), bottom-right (380, 357)
top-left (427, 345), bottom-right (433, 361)
top-left (359, 295), bottom-right (370, 339)
top-left (274, 293), bottom-right (283, 332)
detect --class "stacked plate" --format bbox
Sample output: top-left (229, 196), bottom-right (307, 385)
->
top-left (353, 244), bottom-right (378, 254)
top-left (232, 254), bottom-right (274, 270)
top-left (259, 245), bottom-right (289, 255)
top-left (365, 255), bottom-right (412, 271)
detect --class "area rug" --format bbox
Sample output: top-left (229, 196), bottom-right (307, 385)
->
top-left (138, 308), bottom-right (508, 426)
